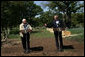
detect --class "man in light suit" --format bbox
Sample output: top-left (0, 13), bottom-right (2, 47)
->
top-left (19, 19), bottom-right (32, 53)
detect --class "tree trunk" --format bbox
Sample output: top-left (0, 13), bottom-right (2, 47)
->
top-left (67, 12), bottom-right (71, 28)
top-left (1, 27), bottom-right (10, 42)
top-left (62, 12), bottom-right (65, 22)
top-left (66, 9), bottom-right (71, 28)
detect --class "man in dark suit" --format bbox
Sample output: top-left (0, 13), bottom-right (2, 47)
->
top-left (45, 15), bottom-right (66, 52)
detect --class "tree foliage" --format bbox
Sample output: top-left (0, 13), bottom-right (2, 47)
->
top-left (1, 1), bottom-right (43, 40)
top-left (44, 1), bottom-right (84, 28)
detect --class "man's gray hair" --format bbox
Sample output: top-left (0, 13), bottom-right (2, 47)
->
top-left (22, 19), bottom-right (26, 22)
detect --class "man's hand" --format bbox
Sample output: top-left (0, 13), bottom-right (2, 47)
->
top-left (28, 29), bottom-right (32, 32)
top-left (20, 30), bottom-right (25, 33)
top-left (44, 23), bottom-right (47, 27)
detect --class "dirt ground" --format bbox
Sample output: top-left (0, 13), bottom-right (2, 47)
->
top-left (1, 38), bottom-right (84, 56)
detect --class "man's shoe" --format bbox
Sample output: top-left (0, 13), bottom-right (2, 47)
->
top-left (25, 51), bottom-right (30, 54)
top-left (56, 49), bottom-right (64, 52)
top-left (58, 49), bottom-right (64, 52)
top-left (24, 50), bottom-right (31, 54)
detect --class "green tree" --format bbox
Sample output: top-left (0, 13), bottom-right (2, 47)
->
top-left (71, 13), bottom-right (84, 27)
top-left (1, 1), bottom-right (43, 40)
top-left (44, 1), bottom-right (84, 28)
top-left (39, 10), bottom-right (63, 27)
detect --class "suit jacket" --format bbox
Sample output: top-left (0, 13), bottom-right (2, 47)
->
top-left (46, 19), bottom-right (66, 31)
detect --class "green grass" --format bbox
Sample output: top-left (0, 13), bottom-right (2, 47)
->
top-left (66, 28), bottom-right (84, 42)
top-left (8, 34), bottom-right (20, 39)
top-left (8, 27), bottom-right (84, 42)
top-left (8, 27), bottom-right (54, 39)
top-left (66, 28), bottom-right (84, 34)
top-left (31, 27), bottom-right (54, 38)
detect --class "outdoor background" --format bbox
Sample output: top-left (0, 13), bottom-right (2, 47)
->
top-left (1, 1), bottom-right (84, 56)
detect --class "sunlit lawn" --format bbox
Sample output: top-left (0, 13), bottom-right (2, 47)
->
top-left (8, 27), bottom-right (84, 42)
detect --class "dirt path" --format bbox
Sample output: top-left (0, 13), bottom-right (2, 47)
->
top-left (1, 38), bottom-right (84, 56)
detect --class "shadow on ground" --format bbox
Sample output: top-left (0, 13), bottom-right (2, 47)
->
top-left (63, 45), bottom-right (74, 49)
top-left (30, 46), bottom-right (43, 52)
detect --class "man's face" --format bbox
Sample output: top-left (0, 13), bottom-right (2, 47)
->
top-left (23, 19), bottom-right (27, 24)
top-left (54, 15), bottom-right (58, 20)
